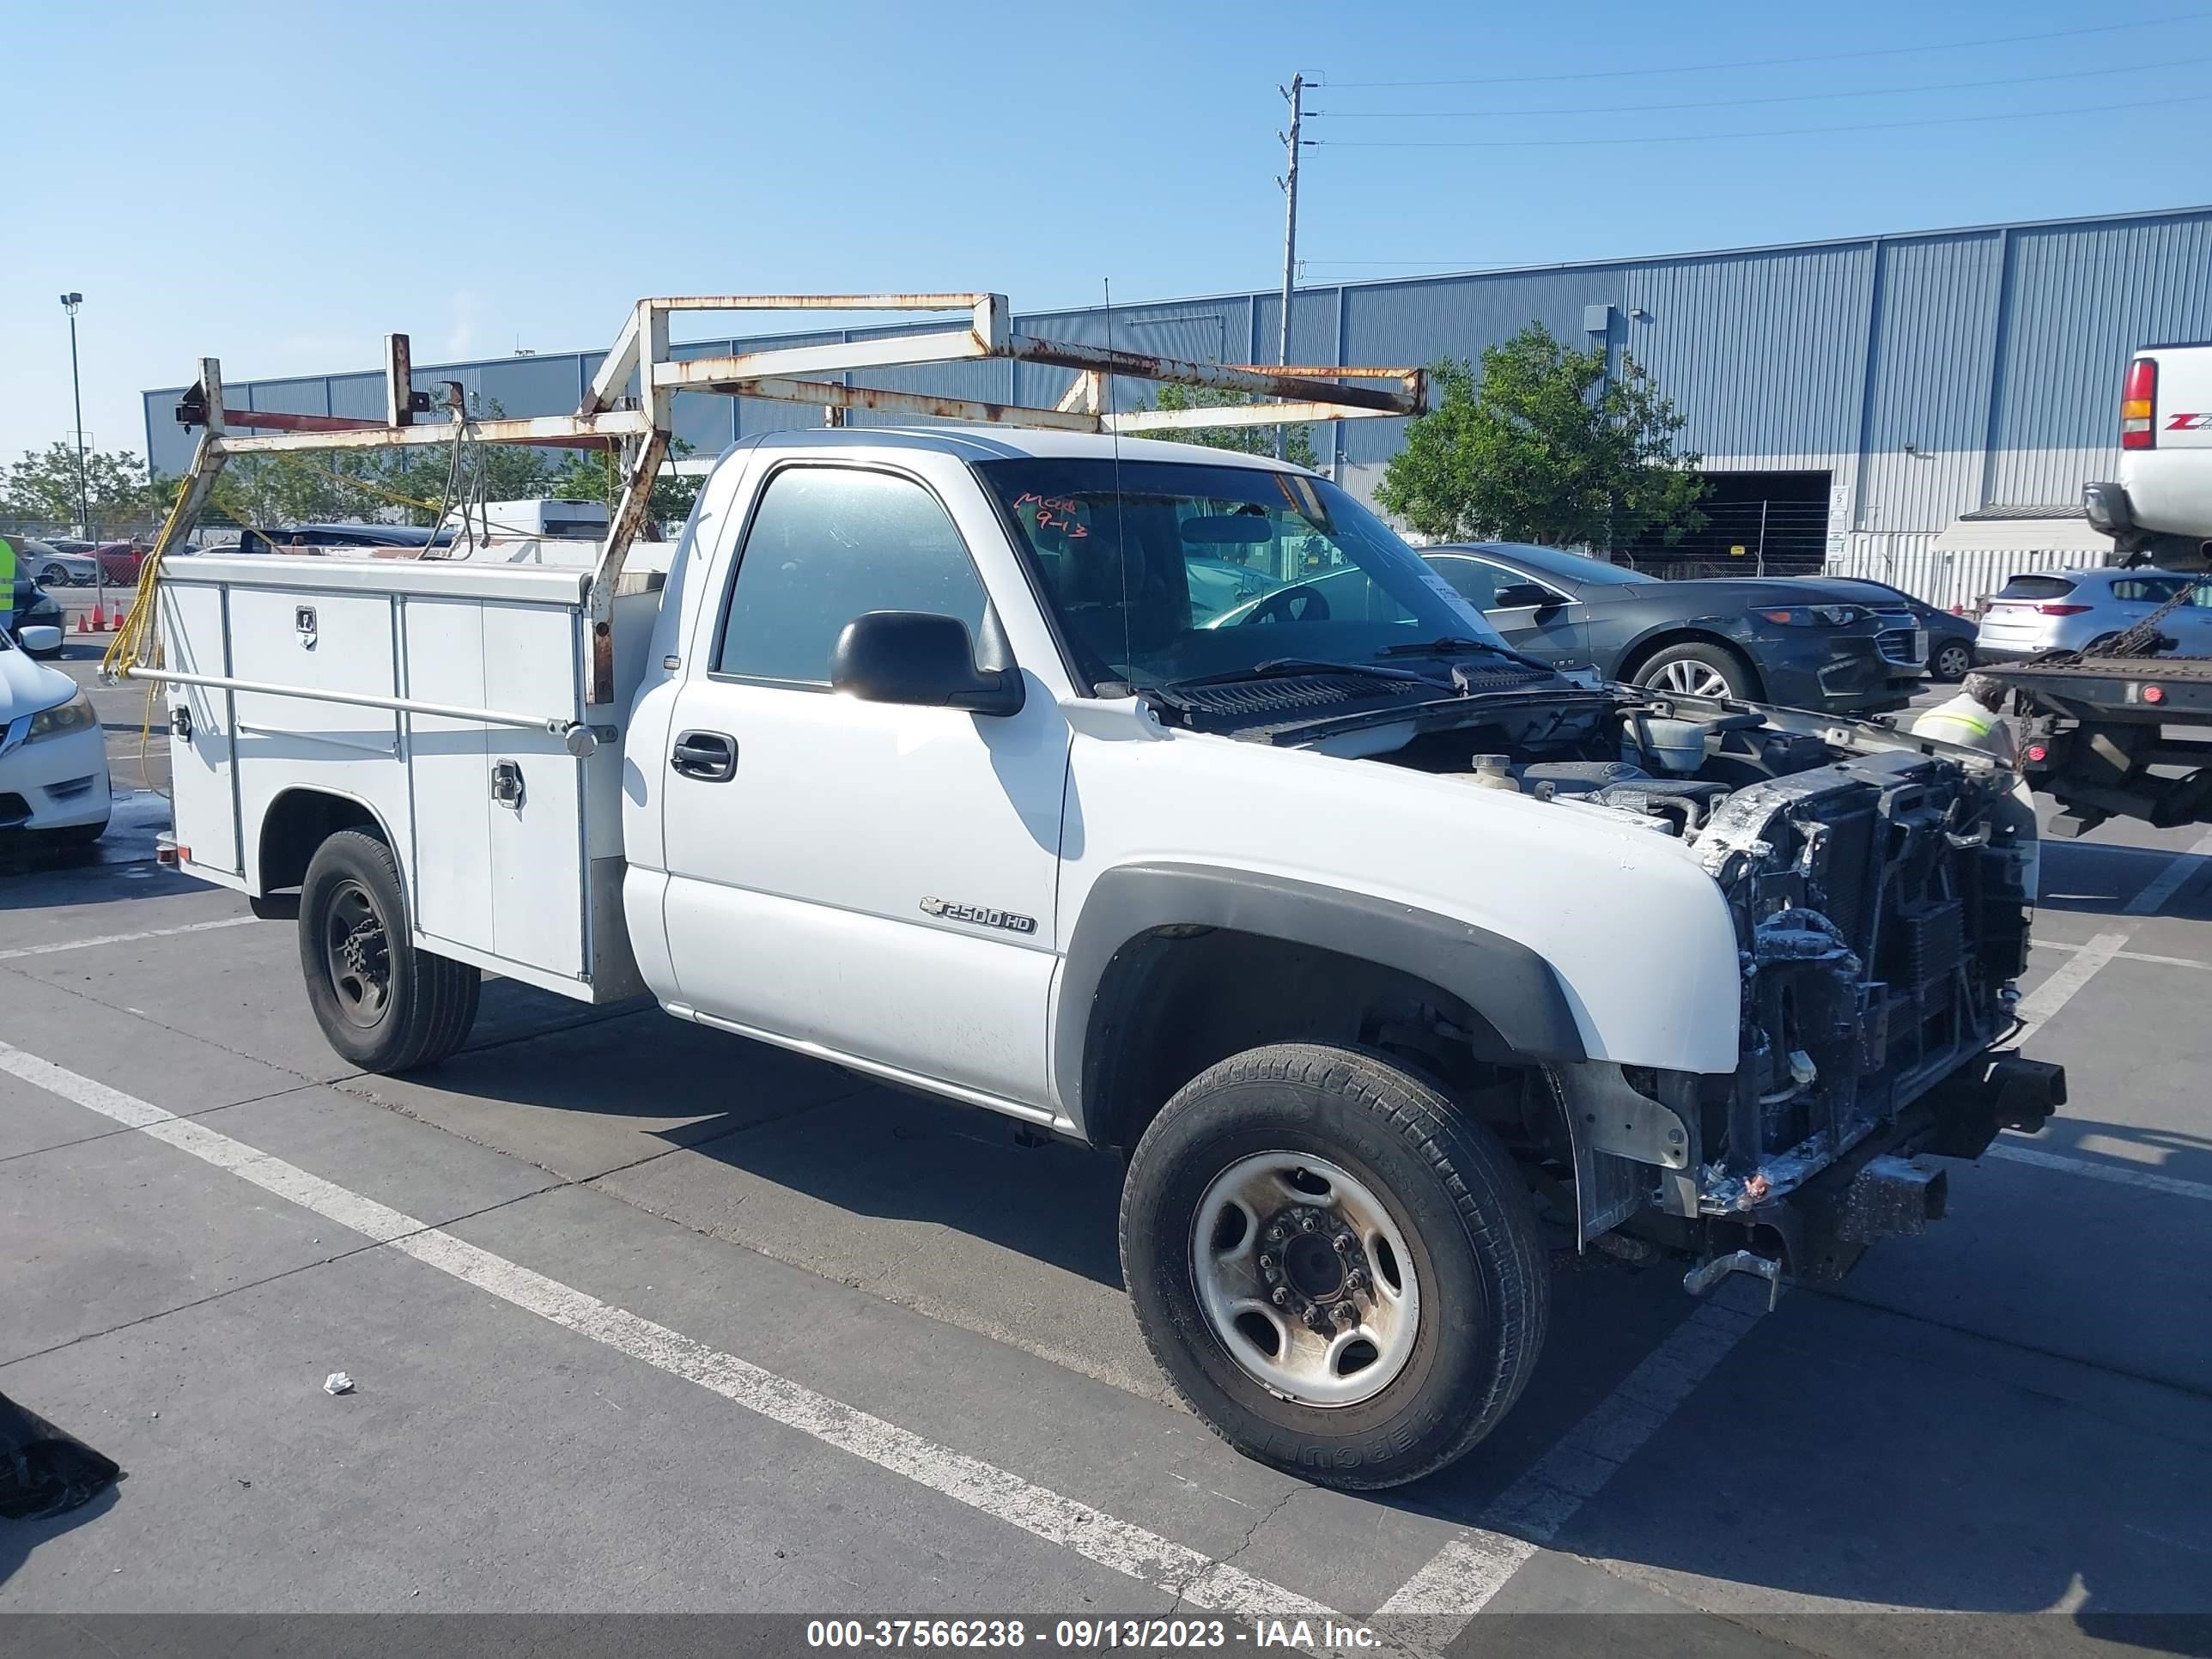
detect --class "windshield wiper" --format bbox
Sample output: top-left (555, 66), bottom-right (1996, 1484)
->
top-left (1165, 658), bottom-right (1446, 691)
top-left (1375, 635), bottom-right (1559, 677)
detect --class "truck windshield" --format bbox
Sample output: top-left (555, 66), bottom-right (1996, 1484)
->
top-left (976, 458), bottom-right (1509, 690)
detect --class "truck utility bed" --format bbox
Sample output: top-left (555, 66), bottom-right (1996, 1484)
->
top-left (159, 552), bottom-right (658, 999)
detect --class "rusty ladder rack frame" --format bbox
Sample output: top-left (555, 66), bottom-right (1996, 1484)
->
top-left (145, 292), bottom-right (1429, 705)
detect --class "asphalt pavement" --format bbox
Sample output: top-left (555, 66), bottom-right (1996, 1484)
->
top-left (3, 678), bottom-right (2209, 1657)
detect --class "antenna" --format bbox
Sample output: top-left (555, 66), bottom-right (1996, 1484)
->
top-left (1103, 277), bottom-right (1132, 682)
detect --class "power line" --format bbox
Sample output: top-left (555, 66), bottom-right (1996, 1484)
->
top-left (1311, 53), bottom-right (2207, 119)
top-left (1319, 9), bottom-right (2209, 88)
top-left (1311, 89), bottom-right (2212, 149)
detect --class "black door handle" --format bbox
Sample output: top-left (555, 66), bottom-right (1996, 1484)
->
top-left (672, 730), bottom-right (737, 781)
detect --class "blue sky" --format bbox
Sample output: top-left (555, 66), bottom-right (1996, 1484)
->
top-left (3, 0), bottom-right (2205, 468)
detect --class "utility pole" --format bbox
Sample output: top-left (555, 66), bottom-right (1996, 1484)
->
top-left (60, 293), bottom-right (89, 538)
top-left (1274, 73), bottom-right (1304, 463)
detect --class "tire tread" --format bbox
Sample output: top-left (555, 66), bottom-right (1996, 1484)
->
top-left (1120, 1042), bottom-right (1549, 1489)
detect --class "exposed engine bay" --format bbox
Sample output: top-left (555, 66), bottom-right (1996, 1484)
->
top-left (1304, 682), bottom-right (2047, 1276)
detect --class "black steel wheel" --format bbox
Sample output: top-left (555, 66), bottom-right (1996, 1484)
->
top-left (298, 830), bottom-right (479, 1073)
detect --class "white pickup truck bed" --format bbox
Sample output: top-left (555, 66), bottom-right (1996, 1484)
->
top-left (159, 552), bottom-right (659, 1000)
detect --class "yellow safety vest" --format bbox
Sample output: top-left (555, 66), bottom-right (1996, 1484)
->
top-left (1911, 695), bottom-right (2014, 762)
top-left (0, 538), bottom-right (16, 586)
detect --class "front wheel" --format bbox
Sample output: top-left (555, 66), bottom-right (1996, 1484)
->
top-left (1120, 1043), bottom-right (1548, 1490)
top-left (1632, 641), bottom-right (1755, 701)
top-left (299, 830), bottom-right (480, 1073)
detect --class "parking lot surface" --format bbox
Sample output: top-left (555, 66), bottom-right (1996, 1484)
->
top-left (3, 680), bottom-right (2209, 1655)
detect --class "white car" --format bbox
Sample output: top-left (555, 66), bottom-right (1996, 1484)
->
top-left (18, 538), bottom-right (98, 587)
top-left (0, 624), bottom-right (109, 845)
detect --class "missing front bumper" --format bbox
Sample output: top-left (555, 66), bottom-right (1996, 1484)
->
top-left (1683, 1053), bottom-right (2066, 1291)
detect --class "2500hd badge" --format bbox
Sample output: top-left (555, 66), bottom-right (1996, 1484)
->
top-left (919, 896), bottom-right (1039, 935)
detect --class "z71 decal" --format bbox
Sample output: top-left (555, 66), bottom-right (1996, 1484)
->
top-left (2166, 412), bottom-right (2212, 431)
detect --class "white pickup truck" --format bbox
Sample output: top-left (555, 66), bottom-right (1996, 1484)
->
top-left (138, 303), bottom-right (2061, 1489)
top-left (2085, 339), bottom-right (2212, 570)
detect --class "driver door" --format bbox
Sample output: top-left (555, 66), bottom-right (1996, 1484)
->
top-left (1422, 552), bottom-right (1589, 667)
top-left (657, 462), bottom-right (1070, 1109)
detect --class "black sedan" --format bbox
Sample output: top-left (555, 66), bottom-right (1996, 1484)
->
top-left (1799, 577), bottom-right (1977, 682)
top-left (7, 577), bottom-right (67, 659)
top-left (1416, 543), bottom-right (1925, 714)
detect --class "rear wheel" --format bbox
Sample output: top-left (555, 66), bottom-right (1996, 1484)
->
top-left (299, 830), bottom-right (479, 1073)
top-left (1931, 640), bottom-right (1973, 682)
top-left (1120, 1043), bottom-right (1548, 1490)
top-left (1632, 641), bottom-right (1756, 701)
top-left (39, 562), bottom-right (72, 586)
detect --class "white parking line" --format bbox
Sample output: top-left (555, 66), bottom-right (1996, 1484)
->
top-left (2005, 832), bottom-right (2212, 1043)
top-left (0, 914), bottom-right (255, 962)
top-left (2011, 931), bottom-right (2130, 1046)
top-left (1987, 1142), bottom-right (2212, 1203)
top-left (1376, 1296), bottom-right (1760, 1622)
top-left (2124, 830), bottom-right (2212, 916)
top-left (0, 1038), bottom-right (1358, 1632)
top-left (2033, 939), bottom-right (2212, 972)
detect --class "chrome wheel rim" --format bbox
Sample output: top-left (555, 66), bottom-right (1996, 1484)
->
top-left (1191, 1152), bottom-right (1420, 1407)
top-left (1648, 659), bottom-right (1734, 697)
top-left (323, 878), bottom-right (392, 1028)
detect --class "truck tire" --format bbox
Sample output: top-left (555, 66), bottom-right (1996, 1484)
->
top-left (1632, 640), bottom-right (1757, 701)
top-left (298, 830), bottom-right (480, 1073)
top-left (1120, 1043), bottom-right (1548, 1490)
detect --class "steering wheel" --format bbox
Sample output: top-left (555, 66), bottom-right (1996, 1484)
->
top-left (1240, 584), bottom-right (1331, 625)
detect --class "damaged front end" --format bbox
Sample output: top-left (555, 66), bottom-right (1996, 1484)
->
top-left (1628, 707), bottom-right (2065, 1289)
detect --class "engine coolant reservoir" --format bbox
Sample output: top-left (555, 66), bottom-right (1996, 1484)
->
top-left (1468, 754), bottom-right (1522, 792)
top-left (1639, 718), bottom-right (1708, 775)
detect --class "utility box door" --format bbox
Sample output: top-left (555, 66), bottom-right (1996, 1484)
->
top-left (399, 596), bottom-right (496, 956)
top-left (159, 580), bottom-right (240, 876)
top-left (480, 600), bottom-right (586, 978)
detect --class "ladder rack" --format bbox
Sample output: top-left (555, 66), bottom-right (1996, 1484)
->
top-left (144, 292), bottom-right (1430, 703)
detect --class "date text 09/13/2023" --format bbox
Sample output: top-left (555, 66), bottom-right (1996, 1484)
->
top-left (803, 1618), bottom-right (1382, 1650)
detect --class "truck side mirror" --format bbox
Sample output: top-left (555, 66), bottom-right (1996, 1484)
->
top-left (14, 624), bottom-right (63, 653)
top-left (830, 611), bottom-right (1025, 717)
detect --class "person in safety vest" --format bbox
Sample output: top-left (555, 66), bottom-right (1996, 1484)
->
top-left (0, 535), bottom-right (18, 637)
top-left (1911, 672), bottom-right (2017, 766)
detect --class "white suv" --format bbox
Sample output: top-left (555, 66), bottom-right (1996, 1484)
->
top-left (1976, 567), bottom-right (2212, 661)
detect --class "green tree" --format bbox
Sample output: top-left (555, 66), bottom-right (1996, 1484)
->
top-left (0, 441), bottom-right (172, 530)
top-left (1126, 384), bottom-right (1320, 470)
top-left (1376, 325), bottom-right (1705, 549)
top-left (545, 438), bottom-right (702, 529)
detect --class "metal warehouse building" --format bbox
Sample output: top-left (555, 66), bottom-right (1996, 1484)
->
top-left (145, 204), bottom-right (2212, 608)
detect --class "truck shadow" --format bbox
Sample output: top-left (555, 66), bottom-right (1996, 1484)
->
top-left (381, 990), bottom-right (2212, 1632)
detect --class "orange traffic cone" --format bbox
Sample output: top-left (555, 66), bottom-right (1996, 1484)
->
top-left (76, 611), bottom-right (90, 634)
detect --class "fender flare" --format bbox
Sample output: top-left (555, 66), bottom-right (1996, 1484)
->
top-left (1054, 862), bottom-right (1588, 1139)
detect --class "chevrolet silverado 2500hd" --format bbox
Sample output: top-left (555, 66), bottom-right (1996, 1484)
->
top-left (148, 425), bottom-right (2063, 1487)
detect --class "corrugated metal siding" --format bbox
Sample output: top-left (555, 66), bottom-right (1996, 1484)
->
top-left (1337, 269), bottom-right (1628, 466)
top-left (1856, 234), bottom-right (2002, 532)
top-left (1625, 243), bottom-right (1870, 459)
top-left (1832, 532), bottom-right (2095, 611)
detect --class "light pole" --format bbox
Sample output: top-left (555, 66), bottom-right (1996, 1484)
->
top-left (60, 294), bottom-right (89, 535)
top-left (60, 292), bottom-right (97, 617)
